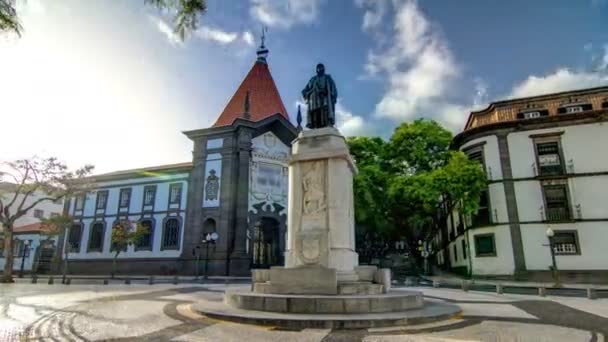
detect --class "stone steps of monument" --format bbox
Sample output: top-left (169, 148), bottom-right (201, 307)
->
top-left (338, 281), bottom-right (384, 295)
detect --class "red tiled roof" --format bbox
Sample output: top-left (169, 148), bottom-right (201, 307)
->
top-left (13, 222), bottom-right (51, 234)
top-left (213, 61), bottom-right (289, 127)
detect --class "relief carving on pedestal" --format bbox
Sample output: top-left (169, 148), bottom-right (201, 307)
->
top-left (205, 169), bottom-right (220, 201)
top-left (302, 161), bottom-right (326, 217)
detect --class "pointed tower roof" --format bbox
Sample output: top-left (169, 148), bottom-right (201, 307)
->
top-left (213, 41), bottom-right (289, 127)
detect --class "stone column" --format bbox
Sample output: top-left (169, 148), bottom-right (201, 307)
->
top-left (284, 127), bottom-right (359, 281)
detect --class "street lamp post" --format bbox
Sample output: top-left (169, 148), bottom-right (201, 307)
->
top-left (193, 246), bottom-right (201, 280)
top-left (202, 232), bottom-right (218, 280)
top-left (19, 239), bottom-right (32, 278)
top-left (545, 227), bottom-right (561, 287)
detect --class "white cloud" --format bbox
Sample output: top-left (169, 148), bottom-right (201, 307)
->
top-left (356, 0), bottom-right (389, 32)
top-left (509, 68), bottom-right (608, 99)
top-left (149, 15), bottom-right (183, 47)
top-left (250, 0), bottom-right (324, 29)
top-left (295, 100), bottom-right (370, 137)
top-left (242, 31), bottom-right (255, 46)
top-left (195, 26), bottom-right (239, 45)
top-left (363, 0), bottom-right (467, 131)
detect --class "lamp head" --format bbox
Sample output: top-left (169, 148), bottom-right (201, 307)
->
top-left (546, 227), bottom-right (554, 237)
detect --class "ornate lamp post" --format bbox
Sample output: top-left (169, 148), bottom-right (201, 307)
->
top-left (19, 239), bottom-right (32, 278)
top-left (545, 227), bottom-right (561, 287)
top-left (202, 232), bottom-right (218, 279)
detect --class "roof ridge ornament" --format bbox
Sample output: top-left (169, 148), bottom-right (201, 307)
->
top-left (256, 26), bottom-right (269, 63)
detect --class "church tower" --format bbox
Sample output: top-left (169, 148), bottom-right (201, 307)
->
top-left (183, 41), bottom-right (297, 276)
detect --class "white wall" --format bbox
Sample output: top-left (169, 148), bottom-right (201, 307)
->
top-left (569, 176), bottom-right (608, 219)
top-left (468, 225), bottom-right (515, 275)
top-left (514, 180), bottom-right (544, 222)
top-left (488, 183), bottom-right (508, 223)
top-left (0, 190), bottom-right (64, 229)
top-left (67, 173), bottom-right (189, 259)
top-left (521, 222), bottom-right (608, 271)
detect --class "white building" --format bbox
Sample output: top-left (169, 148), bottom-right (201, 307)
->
top-left (433, 86), bottom-right (608, 283)
top-left (0, 183), bottom-right (63, 272)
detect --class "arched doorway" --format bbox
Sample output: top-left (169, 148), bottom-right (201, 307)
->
top-left (251, 217), bottom-right (282, 268)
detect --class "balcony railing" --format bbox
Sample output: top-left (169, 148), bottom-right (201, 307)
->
top-left (538, 164), bottom-right (565, 176)
top-left (554, 243), bottom-right (577, 255)
top-left (545, 207), bottom-right (570, 222)
top-left (472, 208), bottom-right (491, 227)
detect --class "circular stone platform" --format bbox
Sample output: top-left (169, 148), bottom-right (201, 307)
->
top-left (194, 296), bottom-right (460, 329)
top-left (225, 289), bottom-right (424, 314)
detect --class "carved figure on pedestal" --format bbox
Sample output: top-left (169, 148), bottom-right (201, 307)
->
top-left (302, 162), bottom-right (326, 216)
top-left (205, 169), bottom-right (220, 201)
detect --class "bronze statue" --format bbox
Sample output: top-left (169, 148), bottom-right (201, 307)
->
top-left (301, 63), bottom-right (337, 129)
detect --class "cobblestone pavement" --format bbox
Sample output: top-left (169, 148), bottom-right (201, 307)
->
top-left (1, 283), bottom-right (606, 341)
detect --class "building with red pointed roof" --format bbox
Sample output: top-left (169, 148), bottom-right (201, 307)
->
top-left (61, 42), bottom-right (297, 277)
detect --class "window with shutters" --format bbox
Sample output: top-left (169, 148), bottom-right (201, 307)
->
top-left (136, 219), bottom-right (154, 250)
top-left (162, 218), bottom-right (180, 250)
top-left (143, 186), bottom-right (156, 206)
top-left (96, 191), bottom-right (108, 210)
top-left (535, 141), bottom-right (564, 176)
top-left (169, 184), bottom-right (182, 205)
top-left (68, 224), bottom-right (83, 252)
top-left (543, 184), bottom-right (571, 221)
top-left (88, 222), bottom-right (105, 252)
top-left (552, 230), bottom-right (580, 255)
top-left (119, 188), bottom-right (131, 208)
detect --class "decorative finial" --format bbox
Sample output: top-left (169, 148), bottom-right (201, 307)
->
top-left (244, 90), bottom-right (251, 119)
top-left (296, 104), bottom-right (303, 131)
top-left (256, 26), bottom-right (269, 63)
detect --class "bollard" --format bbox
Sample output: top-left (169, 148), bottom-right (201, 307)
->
top-left (538, 287), bottom-right (546, 297)
top-left (48, 276), bottom-right (54, 285)
top-left (31, 275), bottom-right (38, 284)
top-left (103, 279), bottom-right (109, 285)
top-left (173, 276), bottom-right (179, 285)
top-left (148, 276), bottom-right (155, 285)
top-left (433, 280), bottom-right (440, 288)
top-left (587, 288), bottom-right (597, 300)
top-left (461, 280), bottom-right (469, 292)
top-left (496, 284), bottom-right (503, 294)
top-left (65, 278), bottom-right (71, 285)
top-left (125, 278), bottom-right (131, 285)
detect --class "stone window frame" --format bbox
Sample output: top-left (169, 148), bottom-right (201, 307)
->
top-left (160, 216), bottom-right (182, 251)
top-left (530, 132), bottom-right (566, 177)
top-left (74, 194), bottom-right (85, 211)
top-left (135, 218), bottom-right (155, 252)
top-left (118, 188), bottom-right (132, 209)
top-left (540, 179), bottom-right (573, 222)
top-left (474, 233), bottom-right (497, 257)
top-left (68, 223), bottom-right (84, 253)
top-left (95, 190), bottom-right (109, 210)
top-left (552, 229), bottom-right (582, 256)
top-left (87, 221), bottom-right (106, 253)
top-left (168, 183), bottom-right (183, 205)
top-left (143, 185), bottom-right (157, 207)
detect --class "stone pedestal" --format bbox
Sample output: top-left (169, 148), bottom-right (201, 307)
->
top-left (283, 127), bottom-right (359, 281)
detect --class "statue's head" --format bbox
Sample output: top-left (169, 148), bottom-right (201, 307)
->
top-left (316, 63), bottom-right (325, 76)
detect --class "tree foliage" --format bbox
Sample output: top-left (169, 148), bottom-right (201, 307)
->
top-left (110, 221), bottom-right (148, 278)
top-left (0, 157), bottom-right (93, 282)
top-left (348, 119), bottom-right (486, 258)
top-left (0, 0), bottom-right (207, 39)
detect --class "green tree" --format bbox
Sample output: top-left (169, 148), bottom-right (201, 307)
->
top-left (0, 157), bottom-right (93, 283)
top-left (110, 221), bottom-right (148, 278)
top-left (0, 0), bottom-right (207, 39)
top-left (347, 119), bottom-right (486, 261)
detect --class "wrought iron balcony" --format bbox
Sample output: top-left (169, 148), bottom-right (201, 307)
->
top-left (545, 207), bottom-right (570, 222)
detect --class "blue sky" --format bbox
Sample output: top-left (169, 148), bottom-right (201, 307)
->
top-left (2, 0), bottom-right (608, 173)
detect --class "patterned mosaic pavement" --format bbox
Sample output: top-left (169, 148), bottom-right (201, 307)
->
top-left (1, 283), bottom-right (606, 341)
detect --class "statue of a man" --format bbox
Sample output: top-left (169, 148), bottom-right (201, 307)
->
top-left (301, 63), bottom-right (337, 129)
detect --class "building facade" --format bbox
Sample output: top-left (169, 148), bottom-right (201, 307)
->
top-left (0, 183), bottom-right (63, 273)
top-left (64, 45), bottom-right (297, 276)
top-left (432, 86), bottom-right (608, 283)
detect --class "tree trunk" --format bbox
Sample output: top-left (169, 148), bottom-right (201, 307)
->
top-left (111, 251), bottom-right (120, 279)
top-left (2, 226), bottom-right (15, 283)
